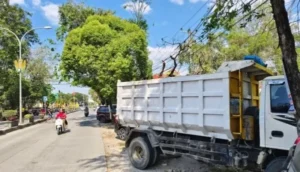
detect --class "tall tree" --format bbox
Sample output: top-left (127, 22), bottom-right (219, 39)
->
top-left (89, 89), bottom-right (101, 104)
top-left (0, 0), bottom-right (38, 109)
top-left (123, 0), bottom-right (151, 31)
top-left (25, 46), bottom-right (53, 107)
top-left (56, 0), bottom-right (112, 41)
top-left (59, 14), bottom-right (152, 104)
top-left (73, 92), bottom-right (88, 104)
top-left (271, 0), bottom-right (300, 119)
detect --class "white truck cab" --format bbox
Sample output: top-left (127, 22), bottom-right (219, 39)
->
top-left (260, 76), bottom-right (297, 150)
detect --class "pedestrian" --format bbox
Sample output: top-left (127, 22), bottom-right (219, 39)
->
top-left (48, 109), bottom-right (53, 119)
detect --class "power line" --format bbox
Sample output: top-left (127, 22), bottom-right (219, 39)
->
top-left (152, 0), bottom-right (262, 75)
top-left (151, 0), bottom-right (211, 72)
top-left (171, 0), bottom-right (210, 38)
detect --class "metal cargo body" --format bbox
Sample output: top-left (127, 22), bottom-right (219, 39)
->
top-left (117, 60), bottom-right (273, 141)
top-left (117, 72), bottom-right (232, 140)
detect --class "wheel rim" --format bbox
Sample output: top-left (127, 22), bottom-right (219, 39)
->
top-left (132, 146), bottom-right (144, 163)
top-left (118, 128), bottom-right (126, 140)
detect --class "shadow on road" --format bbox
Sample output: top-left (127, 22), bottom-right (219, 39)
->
top-left (75, 115), bottom-right (115, 129)
top-left (77, 155), bottom-right (107, 171)
top-left (59, 129), bottom-right (71, 135)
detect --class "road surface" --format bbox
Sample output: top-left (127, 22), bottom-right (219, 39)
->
top-left (0, 111), bottom-right (106, 172)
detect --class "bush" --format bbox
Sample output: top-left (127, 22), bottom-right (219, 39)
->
top-left (3, 110), bottom-right (17, 118)
top-left (24, 114), bottom-right (33, 119)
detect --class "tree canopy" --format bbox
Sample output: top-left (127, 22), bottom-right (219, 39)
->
top-left (89, 89), bottom-right (101, 104)
top-left (56, 0), bottom-right (113, 41)
top-left (59, 14), bottom-right (152, 103)
top-left (199, 0), bottom-right (300, 119)
top-left (0, 1), bottom-right (40, 109)
top-left (124, 0), bottom-right (151, 31)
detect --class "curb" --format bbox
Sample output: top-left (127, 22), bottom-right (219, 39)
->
top-left (0, 119), bottom-right (47, 136)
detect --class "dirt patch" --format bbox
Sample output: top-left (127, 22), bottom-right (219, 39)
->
top-left (99, 123), bottom-right (241, 172)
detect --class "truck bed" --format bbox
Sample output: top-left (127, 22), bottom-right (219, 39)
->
top-left (117, 72), bottom-right (233, 140)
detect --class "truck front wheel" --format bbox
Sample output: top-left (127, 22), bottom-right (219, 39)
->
top-left (265, 157), bottom-right (287, 172)
top-left (128, 137), bottom-right (153, 169)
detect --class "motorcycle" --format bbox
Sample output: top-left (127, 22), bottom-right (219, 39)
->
top-left (84, 107), bottom-right (89, 117)
top-left (55, 118), bottom-right (66, 135)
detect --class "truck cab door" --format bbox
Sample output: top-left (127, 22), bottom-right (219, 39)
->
top-left (264, 80), bottom-right (297, 150)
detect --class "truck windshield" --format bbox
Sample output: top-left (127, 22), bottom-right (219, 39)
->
top-left (270, 84), bottom-right (290, 113)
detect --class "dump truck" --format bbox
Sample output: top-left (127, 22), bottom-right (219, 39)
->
top-left (115, 59), bottom-right (298, 171)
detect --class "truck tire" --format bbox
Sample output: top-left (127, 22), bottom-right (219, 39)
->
top-left (150, 147), bottom-right (159, 166)
top-left (128, 137), bottom-right (153, 169)
top-left (265, 157), bottom-right (287, 172)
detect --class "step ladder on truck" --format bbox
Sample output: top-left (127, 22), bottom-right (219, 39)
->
top-left (115, 56), bottom-right (298, 171)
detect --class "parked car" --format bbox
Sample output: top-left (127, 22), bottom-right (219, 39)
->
top-left (31, 108), bottom-right (40, 116)
top-left (96, 105), bottom-right (116, 123)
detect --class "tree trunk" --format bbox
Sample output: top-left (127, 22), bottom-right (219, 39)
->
top-left (270, 0), bottom-right (300, 119)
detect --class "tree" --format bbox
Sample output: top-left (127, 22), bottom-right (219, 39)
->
top-left (24, 46), bottom-right (53, 107)
top-left (73, 92), bottom-right (88, 104)
top-left (59, 14), bottom-right (152, 104)
top-left (179, 34), bottom-right (224, 74)
top-left (0, 1), bottom-right (38, 109)
top-left (124, 0), bottom-right (151, 31)
top-left (89, 89), bottom-right (101, 104)
top-left (1, 71), bottom-right (31, 109)
top-left (271, 0), bottom-right (300, 119)
top-left (201, 0), bottom-right (300, 119)
top-left (56, 0), bottom-right (112, 41)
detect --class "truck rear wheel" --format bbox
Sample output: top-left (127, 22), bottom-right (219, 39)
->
top-left (150, 147), bottom-right (159, 166)
top-left (128, 137), bottom-right (153, 169)
top-left (265, 156), bottom-right (287, 172)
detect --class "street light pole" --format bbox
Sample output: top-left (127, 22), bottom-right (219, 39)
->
top-left (0, 26), bottom-right (52, 125)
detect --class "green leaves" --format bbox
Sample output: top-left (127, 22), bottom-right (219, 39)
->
top-left (0, 1), bottom-right (40, 109)
top-left (60, 13), bottom-right (151, 103)
top-left (56, 0), bottom-right (113, 41)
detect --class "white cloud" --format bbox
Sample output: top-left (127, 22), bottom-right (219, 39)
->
top-left (170, 0), bottom-right (184, 5)
top-left (32, 0), bottom-right (41, 6)
top-left (148, 45), bottom-right (178, 70)
top-left (148, 46), bottom-right (191, 76)
top-left (9, 0), bottom-right (25, 5)
top-left (41, 3), bottom-right (60, 26)
top-left (123, 1), bottom-right (151, 15)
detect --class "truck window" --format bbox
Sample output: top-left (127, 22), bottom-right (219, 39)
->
top-left (270, 84), bottom-right (290, 113)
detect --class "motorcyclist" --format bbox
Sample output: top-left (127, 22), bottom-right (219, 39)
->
top-left (84, 106), bottom-right (89, 113)
top-left (55, 109), bottom-right (68, 126)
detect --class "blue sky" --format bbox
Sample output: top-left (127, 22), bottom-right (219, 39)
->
top-left (9, 0), bottom-right (211, 95)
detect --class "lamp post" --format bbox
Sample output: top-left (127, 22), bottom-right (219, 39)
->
top-left (0, 26), bottom-right (52, 125)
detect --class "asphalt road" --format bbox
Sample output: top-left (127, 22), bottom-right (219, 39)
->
top-left (0, 111), bottom-right (106, 172)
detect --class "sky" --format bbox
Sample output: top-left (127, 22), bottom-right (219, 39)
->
top-left (8, 0), bottom-right (212, 95)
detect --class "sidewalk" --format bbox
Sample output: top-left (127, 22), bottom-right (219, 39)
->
top-left (0, 111), bottom-right (77, 135)
top-left (0, 118), bottom-right (47, 135)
